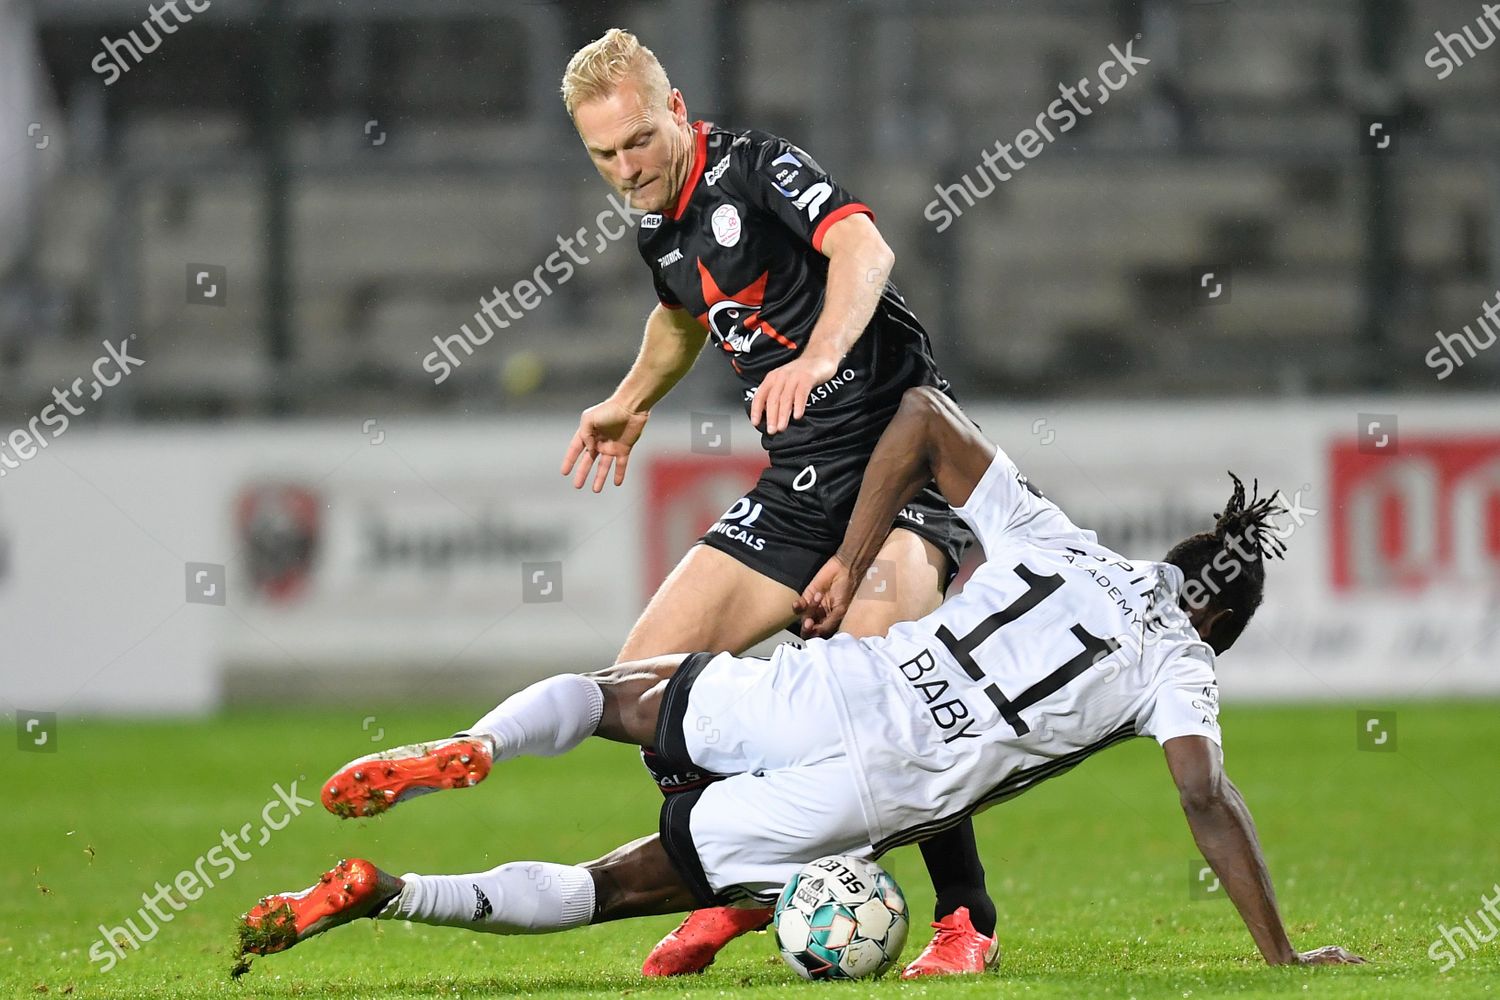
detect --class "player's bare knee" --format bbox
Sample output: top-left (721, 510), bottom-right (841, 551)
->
top-left (582, 843), bottom-right (687, 922)
top-left (585, 658), bottom-right (675, 744)
top-left (588, 872), bottom-right (680, 923)
top-left (898, 385), bottom-right (946, 424)
top-left (585, 865), bottom-right (636, 921)
top-left (582, 665), bottom-right (642, 742)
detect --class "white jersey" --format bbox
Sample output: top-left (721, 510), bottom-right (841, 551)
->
top-left (803, 446), bottom-right (1222, 850)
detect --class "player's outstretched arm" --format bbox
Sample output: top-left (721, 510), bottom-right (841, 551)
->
top-left (562, 304), bottom-right (706, 492)
top-left (1163, 735), bottom-right (1366, 967)
top-left (796, 385), bottom-right (994, 635)
top-left (752, 214), bottom-right (892, 435)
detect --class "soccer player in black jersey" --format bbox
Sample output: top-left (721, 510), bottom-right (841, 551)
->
top-left (556, 29), bottom-right (994, 977)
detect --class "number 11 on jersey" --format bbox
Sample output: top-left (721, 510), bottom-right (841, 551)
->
top-left (936, 563), bottom-right (1121, 737)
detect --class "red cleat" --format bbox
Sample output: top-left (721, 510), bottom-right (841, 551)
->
top-left (641, 905), bottom-right (774, 976)
top-left (899, 906), bottom-right (1001, 979)
top-left (239, 858), bottom-right (402, 956)
top-left (321, 736), bottom-right (492, 818)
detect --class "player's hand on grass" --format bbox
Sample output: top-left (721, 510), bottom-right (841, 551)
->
top-left (751, 353), bottom-right (839, 435)
top-left (562, 398), bottom-right (649, 492)
top-left (794, 554), bottom-right (858, 638)
top-left (1292, 945), bottom-right (1367, 965)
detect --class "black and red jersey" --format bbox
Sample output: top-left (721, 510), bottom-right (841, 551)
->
top-left (638, 120), bottom-right (953, 465)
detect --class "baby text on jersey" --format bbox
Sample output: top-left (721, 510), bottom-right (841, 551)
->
top-left (884, 554), bottom-right (1185, 747)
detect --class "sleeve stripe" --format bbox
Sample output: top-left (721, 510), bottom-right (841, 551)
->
top-left (811, 202), bottom-right (875, 253)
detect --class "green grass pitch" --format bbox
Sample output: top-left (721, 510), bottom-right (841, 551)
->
top-left (5, 701), bottom-right (1498, 998)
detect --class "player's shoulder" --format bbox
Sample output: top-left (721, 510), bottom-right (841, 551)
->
top-left (708, 123), bottom-right (826, 182)
top-left (708, 122), bottom-right (785, 157)
top-left (1147, 629), bottom-right (1219, 694)
top-left (1131, 633), bottom-right (1221, 748)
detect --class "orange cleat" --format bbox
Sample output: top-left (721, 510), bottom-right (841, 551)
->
top-left (239, 858), bottom-right (402, 956)
top-left (641, 905), bottom-right (774, 976)
top-left (899, 906), bottom-right (1001, 979)
top-left (321, 736), bottom-right (492, 818)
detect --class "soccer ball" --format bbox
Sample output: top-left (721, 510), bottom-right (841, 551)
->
top-left (773, 855), bottom-right (909, 980)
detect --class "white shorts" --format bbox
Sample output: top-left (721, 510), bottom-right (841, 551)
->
top-left (654, 650), bottom-right (876, 904)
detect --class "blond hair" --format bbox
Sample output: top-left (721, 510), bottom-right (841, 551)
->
top-left (561, 28), bottom-right (671, 118)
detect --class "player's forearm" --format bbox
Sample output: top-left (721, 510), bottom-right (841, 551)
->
top-left (612, 307), bottom-right (705, 412)
top-left (833, 390), bottom-right (937, 578)
top-left (801, 234), bottom-right (893, 368)
top-left (1182, 782), bottom-right (1297, 964)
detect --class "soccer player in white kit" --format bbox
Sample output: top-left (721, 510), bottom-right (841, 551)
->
top-left (241, 387), bottom-right (1364, 970)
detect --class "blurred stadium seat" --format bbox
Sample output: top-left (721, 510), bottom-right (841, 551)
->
top-left (2, 0), bottom-right (1496, 418)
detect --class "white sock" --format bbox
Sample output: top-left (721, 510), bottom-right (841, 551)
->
top-left (463, 674), bottom-right (605, 761)
top-left (380, 862), bottom-right (596, 934)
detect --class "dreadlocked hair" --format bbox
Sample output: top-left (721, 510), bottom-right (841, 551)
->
top-left (1162, 472), bottom-right (1287, 654)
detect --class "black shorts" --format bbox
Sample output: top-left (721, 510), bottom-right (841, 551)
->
top-left (694, 452), bottom-right (975, 595)
top-left (646, 456), bottom-right (975, 800)
top-left (653, 652), bottom-right (734, 906)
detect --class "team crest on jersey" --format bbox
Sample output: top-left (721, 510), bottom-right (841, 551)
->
top-left (711, 204), bottom-right (742, 247)
top-left (640, 213), bottom-right (662, 229)
top-left (695, 260), bottom-right (795, 356)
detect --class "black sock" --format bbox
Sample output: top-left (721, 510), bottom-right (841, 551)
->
top-left (917, 821), bottom-right (997, 937)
